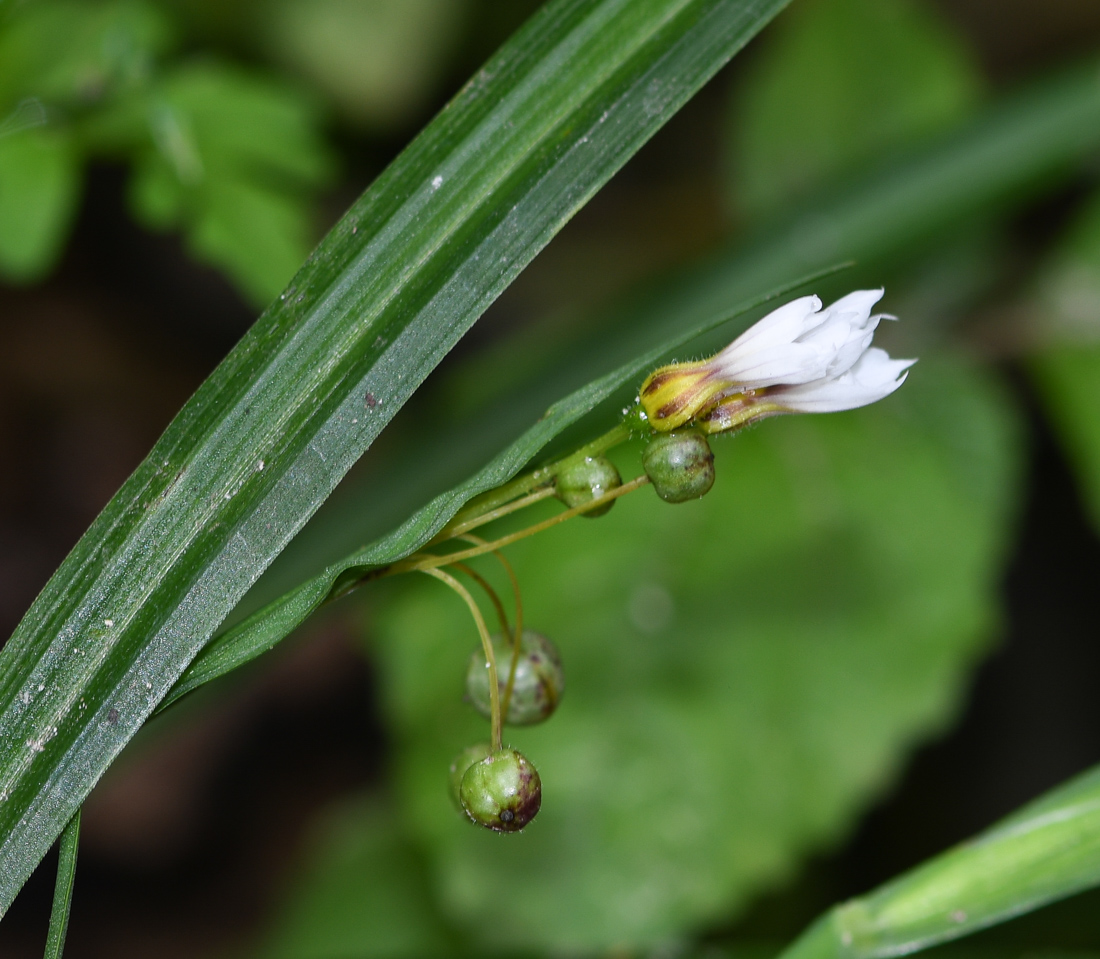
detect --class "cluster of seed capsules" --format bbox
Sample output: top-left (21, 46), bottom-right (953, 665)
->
top-left (448, 428), bottom-right (716, 833)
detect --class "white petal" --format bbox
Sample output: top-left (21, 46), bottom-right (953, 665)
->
top-left (816, 290), bottom-right (886, 376)
top-left (713, 341), bottom-right (831, 388)
top-left (823, 318), bottom-right (877, 376)
top-left (718, 295), bottom-right (822, 360)
top-left (823, 288), bottom-right (884, 321)
top-left (773, 349), bottom-right (916, 413)
top-left (712, 295), bottom-right (835, 388)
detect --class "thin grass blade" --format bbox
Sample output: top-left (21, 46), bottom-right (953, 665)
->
top-left (779, 764), bottom-right (1100, 958)
top-left (42, 808), bottom-right (79, 959)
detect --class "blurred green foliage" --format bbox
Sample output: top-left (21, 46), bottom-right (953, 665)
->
top-left (116, 62), bottom-right (333, 303)
top-left (727, 0), bottom-right (982, 222)
top-left (262, 798), bottom-right (454, 959)
top-left (0, 0), bottom-right (332, 302)
top-left (1031, 192), bottom-right (1100, 533)
top-left (0, 125), bottom-right (78, 280)
top-left (164, 0), bottom-right (488, 130)
top-left (257, 0), bottom-right (470, 129)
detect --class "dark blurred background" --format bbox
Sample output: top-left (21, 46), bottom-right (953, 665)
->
top-left (4, 1), bottom-right (1100, 957)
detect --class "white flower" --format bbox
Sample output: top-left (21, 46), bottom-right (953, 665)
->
top-left (638, 289), bottom-right (915, 432)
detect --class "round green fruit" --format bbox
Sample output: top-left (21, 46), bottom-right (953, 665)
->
top-left (643, 429), bottom-right (715, 503)
top-left (459, 748), bottom-right (542, 832)
top-left (555, 455), bottom-right (621, 517)
top-left (448, 742), bottom-right (493, 810)
top-left (466, 629), bottom-right (564, 726)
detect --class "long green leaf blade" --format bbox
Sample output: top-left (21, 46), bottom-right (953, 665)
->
top-left (0, 0), bottom-right (792, 914)
top-left (778, 763), bottom-right (1100, 958)
top-left (42, 809), bottom-right (79, 959)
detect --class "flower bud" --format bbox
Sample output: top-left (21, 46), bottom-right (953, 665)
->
top-left (643, 429), bottom-right (715, 503)
top-left (555, 455), bottom-right (621, 518)
top-left (448, 742), bottom-right (493, 810)
top-left (466, 630), bottom-right (564, 726)
top-left (460, 748), bottom-right (542, 832)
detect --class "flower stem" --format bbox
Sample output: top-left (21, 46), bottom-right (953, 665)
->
top-left (393, 474), bottom-right (650, 576)
top-left (457, 534), bottom-right (525, 722)
top-left (451, 562), bottom-right (511, 640)
top-left (436, 487), bottom-right (556, 542)
top-left (439, 421), bottom-right (633, 537)
top-left (420, 567), bottom-right (502, 751)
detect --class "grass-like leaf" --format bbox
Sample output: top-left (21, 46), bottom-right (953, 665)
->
top-left (0, 0), bottom-right (793, 914)
top-left (779, 762), bottom-right (1100, 958)
top-left (42, 810), bottom-right (79, 959)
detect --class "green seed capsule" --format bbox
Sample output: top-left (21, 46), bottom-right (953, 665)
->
top-left (555, 455), bottom-right (621, 518)
top-left (448, 742), bottom-right (493, 810)
top-left (460, 748), bottom-right (542, 832)
top-left (466, 630), bottom-right (565, 726)
top-left (643, 429), bottom-right (715, 503)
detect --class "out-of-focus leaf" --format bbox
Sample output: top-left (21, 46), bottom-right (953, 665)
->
top-left (1029, 192), bottom-right (1100, 532)
top-left (125, 61), bottom-right (334, 303)
top-left (1031, 343), bottom-right (1100, 531)
top-left (727, 0), bottom-right (982, 221)
top-left (259, 0), bottom-right (470, 129)
top-left (260, 797), bottom-right (455, 959)
top-left (0, 127), bottom-right (79, 281)
top-left (0, 0), bottom-right (794, 918)
top-left (778, 763), bottom-right (1100, 959)
top-left (1032, 189), bottom-right (1100, 340)
top-left (354, 356), bottom-right (1020, 954)
top-left (0, 0), bottom-right (173, 112)
top-left (185, 176), bottom-right (316, 306)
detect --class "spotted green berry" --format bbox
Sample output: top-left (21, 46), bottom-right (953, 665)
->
top-left (460, 748), bottom-right (542, 832)
top-left (555, 455), bottom-right (621, 517)
top-left (448, 742), bottom-right (493, 810)
top-left (466, 629), bottom-right (564, 726)
top-left (643, 429), bottom-right (715, 503)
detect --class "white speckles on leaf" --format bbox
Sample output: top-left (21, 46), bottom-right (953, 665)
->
top-left (26, 727), bottom-right (57, 753)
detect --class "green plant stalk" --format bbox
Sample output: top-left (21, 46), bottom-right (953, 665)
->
top-left (440, 421), bottom-right (634, 535)
top-left (0, 0), bottom-right (794, 914)
top-left (392, 475), bottom-right (652, 577)
top-left (779, 763), bottom-right (1100, 959)
top-left (42, 809), bottom-right (79, 959)
top-left (421, 567), bottom-right (503, 752)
